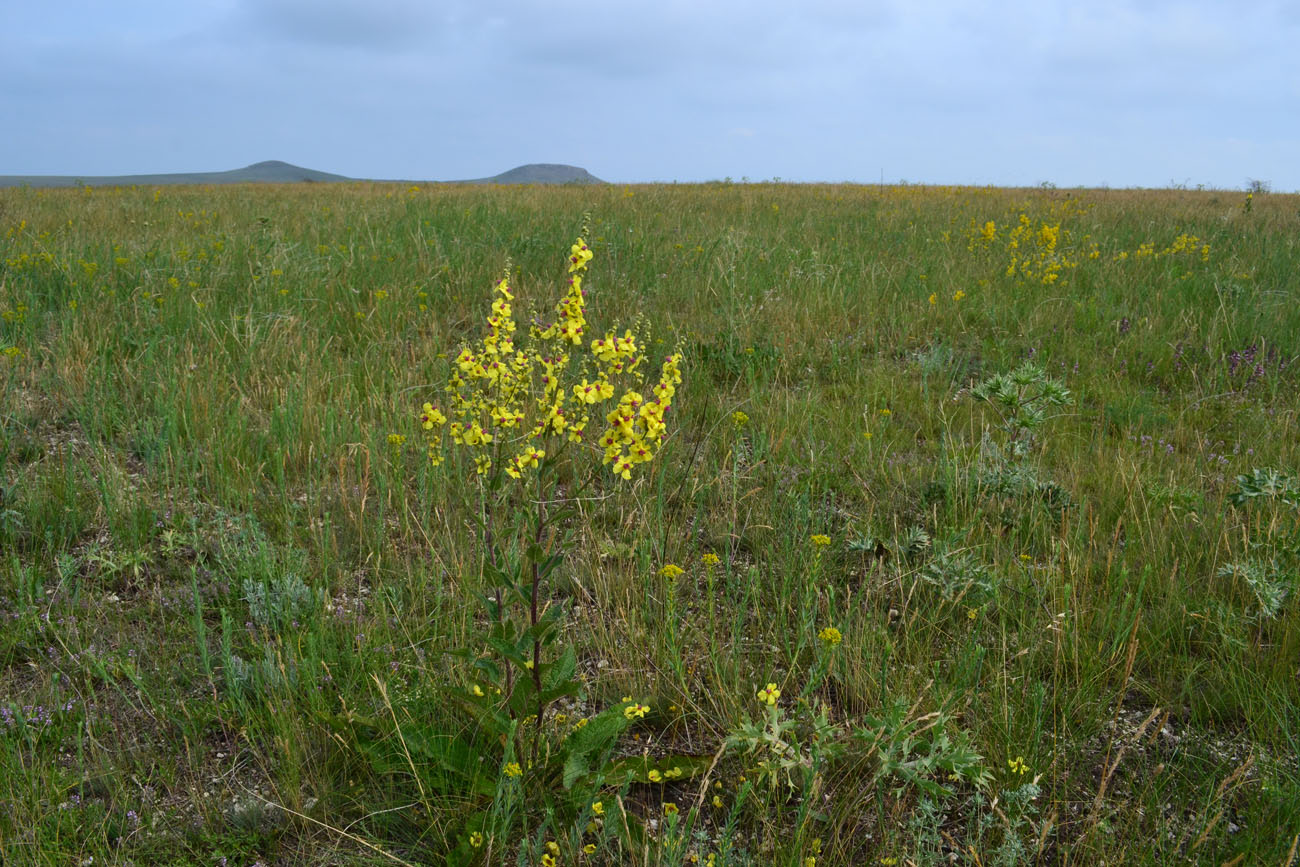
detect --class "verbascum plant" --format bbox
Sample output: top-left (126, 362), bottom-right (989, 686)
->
top-left (405, 232), bottom-right (694, 862)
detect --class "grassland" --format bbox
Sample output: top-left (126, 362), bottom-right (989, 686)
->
top-left (0, 181), bottom-right (1297, 865)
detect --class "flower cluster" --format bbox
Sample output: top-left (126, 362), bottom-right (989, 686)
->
top-left (419, 236), bottom-right (683, 483)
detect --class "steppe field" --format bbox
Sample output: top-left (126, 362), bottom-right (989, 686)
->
top-left (1, 181), bottom-right (1297, 865)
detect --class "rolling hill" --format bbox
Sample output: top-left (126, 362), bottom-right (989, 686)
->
top-left (0, 161), bottom-right (605, 188)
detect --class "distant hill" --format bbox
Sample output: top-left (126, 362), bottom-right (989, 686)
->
top-left (0, 160), bottom-right (606, 188)
top-left (0, 160), bottom-right (351, 188)
top-left (461, 164), bottom-right (605, 185)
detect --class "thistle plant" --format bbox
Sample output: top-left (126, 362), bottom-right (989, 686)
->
top-left (969, 361), bottom-right (1071, 458)
top-left (412, 231), bottom-right (688, 856)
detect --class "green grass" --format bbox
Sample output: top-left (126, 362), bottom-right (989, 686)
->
top-left (1, 181), bottom-right (1298, 865)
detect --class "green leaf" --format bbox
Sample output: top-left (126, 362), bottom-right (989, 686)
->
top-left (544, 645), bottom-right (576, 692)
top-left (562, 707), bottom-right (632, 789)
top-left (598, 754), bottom-right (712, 786)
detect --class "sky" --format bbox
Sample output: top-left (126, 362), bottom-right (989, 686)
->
top-left (3, 0), bottom-right (1298, 189)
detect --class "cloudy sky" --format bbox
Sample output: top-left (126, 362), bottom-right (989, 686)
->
top-left (3, 0), bottom-right (1298, 189)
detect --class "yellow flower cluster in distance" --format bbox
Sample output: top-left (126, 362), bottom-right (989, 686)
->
top-left (659, 563), bottom-right (684, 580)
top-left (817, 626), bottom-right (842, 646)
top-left (420, 236), bottom-right (684, 483)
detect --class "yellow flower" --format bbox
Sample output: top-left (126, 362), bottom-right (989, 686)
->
top-left (504, 762), bottom-right (523, 777)
top-left (732, 410), bottom-right (749, 428)
top-left (469, 831), bottom-right (484, 848)
top-left (546, 841), bottom-right (560, 855)
top-left (757, 682), bottom-right (781, 705)
top-left (623, 702), bottom-right (650, 721)
top-left (953, 290), bottom-right (966, 301)
top-left (541, 855), bottom-right (556, 867)
top-left (584, 844), bottom-right (597, 855)
top-left (469, 684), bottom-right (484, 697)
top-left (810, 534), bottom-right (831, 547)
top-left (659, 563), bottom-right (684, 580)
top-left (712, 795), bottom-right (723, 808)
top-left (1008, 755), bottom-right (1029, 775)
top-left (569, 238), bottom-right (593, 272)
top-left (648, 769), bottom-right (663, 782)
top-left (591, 801), bottom-right (604, 816)
top-left (664, 802), bottom-right (678, 816)
top-left (387, 433), bottom-right (405, 447)
top-left (817, 626), bottom-right (842, 646)
top-left (928, 292), bottom-right (937, 305)
top-left (702, 552), bottom-right (720, 567)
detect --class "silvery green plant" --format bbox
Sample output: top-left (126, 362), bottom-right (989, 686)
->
top-left (970, 361), bottom-right (1071, 457)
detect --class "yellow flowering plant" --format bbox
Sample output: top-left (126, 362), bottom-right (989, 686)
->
top-left (408, 231), bottom-right (697, 860)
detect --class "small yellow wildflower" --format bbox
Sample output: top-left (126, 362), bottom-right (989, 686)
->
top-left (663, 802), bottom-right (679, 816)
top-left (702, 552), bottom-right (720, 567)
top-left (953, 290), bottom-right (966, 301)
top-left (712, 795), bottom-right (724, 808)
top-left (817, 626), bottom-right (843, 646)
top-left (504, 762), bottom-right (522, 777)
top-left (1008, 755), bottom-right (1029, 775)
top-left (648, 769), bottom-right (663, 783)
top-left (541, 855), bottom-right (556, 867)
top-left (810, 534), bottom-right (831, 547)
top-left (584, 844), bottom-right (597, 855)
top-left (928, 292), bottom-right (937, 305)
top-left (387, 433), bottom-right (405, 447)
top-left (591, 801), bottom-right (604, 816)
top-left (546, 841), bottom-right (560, 856)
top-left (967, 607), bottom-right (979, 621)
top-left (469, 831), bottom-right (483, 848)
top-left (420, 402), bottom-right (446, 429)
top-left (732, 410), bottom-right (749, 428)
top-left (757, 682), bottom-right (781, 705)
top-left (623, 702), bottom-right (650, 721)
top-left (659, 563), bottom-right (684, 580)
top-left (469, 684), bottom-right (484, 697)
